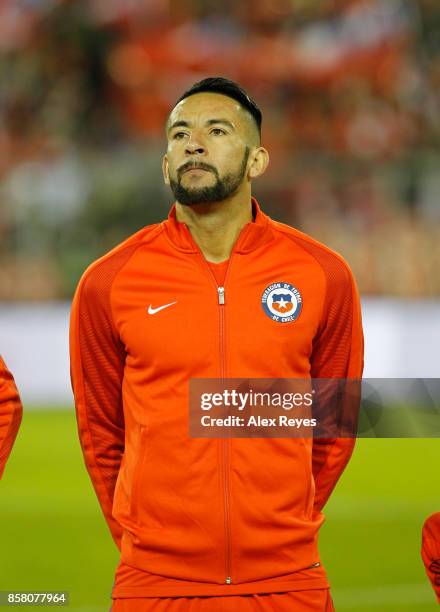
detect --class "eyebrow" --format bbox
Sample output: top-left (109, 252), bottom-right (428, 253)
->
top-left (168, 119), bottom-right (235, 133)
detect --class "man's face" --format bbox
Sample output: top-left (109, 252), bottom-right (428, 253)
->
top-left (163, 93), bottom-right (258, 206)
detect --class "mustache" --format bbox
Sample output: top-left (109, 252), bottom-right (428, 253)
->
top-left (178, 161), bottom-right (217, 177)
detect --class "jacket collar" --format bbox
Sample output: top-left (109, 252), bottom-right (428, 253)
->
top-left (163, 197), bottom-right (273, 254)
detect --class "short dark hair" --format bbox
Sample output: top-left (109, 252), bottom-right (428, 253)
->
top-left (174, 77), bottom-right (262, 137)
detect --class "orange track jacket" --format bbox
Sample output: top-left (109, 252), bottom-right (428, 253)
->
top-left (0, 356), bottom-right (23, 479)
top-left (422, 513), bottom-right (440, 603)
top-left (70, 199), bottom-right (364, 598)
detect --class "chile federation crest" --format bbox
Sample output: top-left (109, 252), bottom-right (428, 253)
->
top-left (261, 282), bottom-right (302, 323)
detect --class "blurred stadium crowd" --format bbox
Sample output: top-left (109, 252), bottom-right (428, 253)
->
top-left (1, 0), bottom-right (439, 299)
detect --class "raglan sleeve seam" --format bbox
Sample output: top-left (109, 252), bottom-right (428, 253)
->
top-left (72, 273), bottom-right (114, 501)
top-left (279, 230), bottom-right (329, 338)
top-left (309, 260), bottom-right (362, 512)
top-left (71, 241), bottom-right (145, 547)
top-left (70, 266), bottom-right (124, 546)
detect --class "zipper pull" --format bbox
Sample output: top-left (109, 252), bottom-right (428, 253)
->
top-left (218, 286), bottom-right (225, 305)
top-left (225, 576), bottom-right (232, 584)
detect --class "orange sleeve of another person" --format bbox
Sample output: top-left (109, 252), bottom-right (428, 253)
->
top-left (422, 513), bottom-right (440, 603)
top-left (0, 356), bottom-right (23, 479)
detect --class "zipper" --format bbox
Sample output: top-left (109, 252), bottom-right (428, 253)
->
top-left (217, 282), bottom-right (231, 585)
top-left (191, 248), bottom-right (233, 585)
top-left (182, 222), bottom-right (248, 586)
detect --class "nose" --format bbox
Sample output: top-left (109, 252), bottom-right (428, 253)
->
top-left (185, 133), bottom-right (206, 156)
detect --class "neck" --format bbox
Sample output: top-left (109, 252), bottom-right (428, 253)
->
top-left (175, 191), bottom-right (253, 262)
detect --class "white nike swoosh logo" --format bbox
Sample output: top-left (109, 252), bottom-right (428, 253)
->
top-left (147, 301), bottom-right (177, 315)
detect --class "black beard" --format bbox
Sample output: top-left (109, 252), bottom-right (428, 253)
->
top-left (169, 146), bottom-right (250, 206)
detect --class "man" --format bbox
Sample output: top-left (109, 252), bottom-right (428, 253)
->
top-left (0, 355), bottom-right (23, 479)
top-left (422, 513), bottom-right (440, 603)
top-left (70, 77), bottom-right (363, 611)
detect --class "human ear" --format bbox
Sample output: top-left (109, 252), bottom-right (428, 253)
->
top-left (162, 154), bottom-right (170, 185)
top-left (248, 147), bottom-right (269, 179)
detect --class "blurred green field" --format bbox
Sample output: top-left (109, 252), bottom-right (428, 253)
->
top-left (0, 410), bottom-right (438, 611)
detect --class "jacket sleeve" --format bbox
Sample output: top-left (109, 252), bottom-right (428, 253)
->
top-left (70, 265), bottom-right (126, 548)
top-left (310, 261), bottom-right (364, 514)
top-left (421, 513), bottom-right (440, 604)
top-left (0, 356), bottom-right (23, 480)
